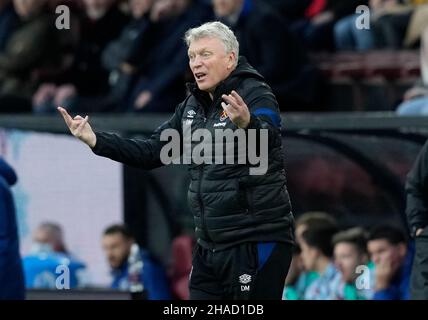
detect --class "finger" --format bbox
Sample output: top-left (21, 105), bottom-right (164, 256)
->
top-left (74, 115), bottom-right (84, 120)
top-left (221, 102), bottom-right (236, 117)
top-left (57, 106), bottom-right (73, 127)
top-left (222, 94), bottom-right (239, 111)
top-left (230, 90), bottom-right (245, 106)
top-left (226, 94), bottom-right (241, 110)
top-left (76, 115), bottom-right (89, 133)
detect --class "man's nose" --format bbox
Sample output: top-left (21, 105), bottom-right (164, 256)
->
top-left (191, 57), bottom-right (202, 68)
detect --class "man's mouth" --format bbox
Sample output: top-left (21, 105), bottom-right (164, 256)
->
top-left (195, 72), bottom-right (207, 81)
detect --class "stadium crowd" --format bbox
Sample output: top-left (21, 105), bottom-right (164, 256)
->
top-left (0, 0), bottom-right (428, 113)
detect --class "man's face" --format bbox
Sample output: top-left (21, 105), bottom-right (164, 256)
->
top-left (188, 37), bottom-right (235, 93)
top-left (13, 0), bottom-right (45, 18)
top-left (102, 234), bottom-right (132, 269)
top-left (299, 239), bottom-right (318, 272)
top-left (334, 242), bottom-right (366, 283)
top-left (33, 228), bottom-right (52, 245)
top-left (368, 239), bottom-right (405, 273)
top-left (32, 227), bottom-right (61, 252)
top-left (83, 0), bottom-right (114, 19)
top-left (213, 0), bottom-right (243, 17)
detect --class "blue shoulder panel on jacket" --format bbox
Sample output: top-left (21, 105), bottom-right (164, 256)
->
top-left (253, 108), bottom-right (281, 128)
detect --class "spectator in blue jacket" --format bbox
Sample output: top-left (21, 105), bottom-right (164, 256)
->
top-left (22, 222), bottom-right (87, 289)
top-left (102, 224), bottom-right (172, 300)
top-left (0, 157), bottom-right (25, 300)
top-left (368, 225), bottom-right (413, 300)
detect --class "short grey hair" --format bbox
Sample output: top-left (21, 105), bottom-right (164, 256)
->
top-left (184, 21), bottom-right (239, 67)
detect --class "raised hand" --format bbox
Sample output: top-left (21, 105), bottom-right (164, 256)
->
top-left (221, 90), bottom-right (250, 129)
top-left (57, 106), bottom-right (97, 148)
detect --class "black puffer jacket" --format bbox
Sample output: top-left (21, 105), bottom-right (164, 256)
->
top-left (92, 57), bottom-right (294, 250)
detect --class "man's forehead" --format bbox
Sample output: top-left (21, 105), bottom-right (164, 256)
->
top-left (188, 37), bottom-right (222, 51)
top-left (368, 238), bottom-right (391, 249)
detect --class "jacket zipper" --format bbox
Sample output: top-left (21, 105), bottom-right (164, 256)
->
top-left (197, 107), bottom-right (216, 250)
top-left (198, 165), bottom-right (213, 245)
top-left (195, 90), bottom-right (223, 251)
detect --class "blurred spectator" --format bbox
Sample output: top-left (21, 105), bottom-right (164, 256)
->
top-left (405, 139), bottom-right (428, 299)
top-left (332, 227), bottom-right (374, 299)
top-left (397, 26), bottom-right (428, 115)
top-left (334, 0), bottom-right (425, 51)
top-left (126, 0), bottom-right (213, 112)
top-left (102, 224), bottom-right (171, 300)
top-left (367, 225), bottom-right (413, 300)
top-left (37, 0), bottom-right (155, 113)
top-left (33, 0), bottom-right (129, 113)
top-left (98, 0), bottom-right (154, 111)
top-left (31, 222), bottom-right (68, 254)
top-left (0, 0), bottom-right (18, 51)
top-left (36, 0), bottom-right (212, 113)
top-left (213, 0), bottom-right (320, 111)
top-left (372, 0), bottom-right (420, 49)
top-left (403, 2), bottom-right (428, 48)
top-left (333, 0), bottom-right (376, 51)
top-left (300, 224), bottom-right (341, 300)
top-left (282, 211), bottom-right (338, 300)
top-left (295, 211), bottom-right (338, 244)
top-left (0, 0), bottom-right (61, 112)
top-left (69, 0), bottom-right (129, 96)
top-left (22, 222), bottom-right (87, 289)
top-left (282, 245), bottom-right (319, 300)
top-left (0, 157), bottom-right (25, 300)
top-left (290, 0), bottom-right (363, 51)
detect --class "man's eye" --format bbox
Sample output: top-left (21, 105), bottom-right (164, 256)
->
top-left (202, 52), bottom-right (211, 57)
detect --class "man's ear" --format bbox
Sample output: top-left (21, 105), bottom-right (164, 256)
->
top-left (227, 51), bottom-right (237, 70)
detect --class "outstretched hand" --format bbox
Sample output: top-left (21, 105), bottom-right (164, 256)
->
top-left (221, 90), bottom-right (250, 129)
top-left (57, 106), bottom-right (97, 148)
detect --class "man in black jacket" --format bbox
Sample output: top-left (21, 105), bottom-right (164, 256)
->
top-left (58, 21), bottom-right (294, 300)
top-left (405, 140), bottom-right (428, 299)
